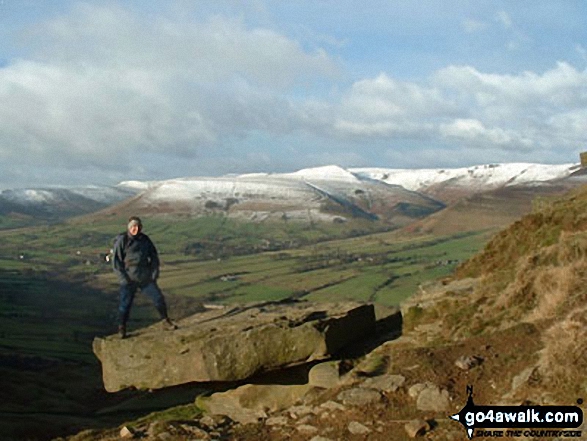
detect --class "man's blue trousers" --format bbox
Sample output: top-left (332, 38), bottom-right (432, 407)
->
top-left (118, 281), bottom-right (168, 325)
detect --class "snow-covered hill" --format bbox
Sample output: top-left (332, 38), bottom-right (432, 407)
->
top-left (351, 163), bottom-right (578, 193)
top-left (1, 163), bottom-right (580, 224)
top-left (118, 165), bottom-right (444, 224)
top-left (0, 186), bottom-right (139, 220)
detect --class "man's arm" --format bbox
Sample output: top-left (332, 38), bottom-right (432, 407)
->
top-left (147, 236), bottom-right (160, 281)
top-left (112, 235), bottom-right (130, 284)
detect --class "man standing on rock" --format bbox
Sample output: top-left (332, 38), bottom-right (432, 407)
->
top-left (113, 216), bottom-right (177, 339)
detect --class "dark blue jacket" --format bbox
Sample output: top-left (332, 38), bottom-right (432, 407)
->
top-left (113, 232), bottom-right (160, 286)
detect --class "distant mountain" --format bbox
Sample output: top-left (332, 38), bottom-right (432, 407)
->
top-left (0, 185), bottom-right (139, 222)
top-left (351, 162), bottom-right (579, 203)
top-left (110, 165), bottom-right (445, 225)
top-left (1, 163), bottom-right (582, 227)
top-left (107, 163), bottom-right (579, 224)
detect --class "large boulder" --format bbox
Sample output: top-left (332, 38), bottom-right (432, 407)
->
top-left (93, 301), bottom-right (376, 392)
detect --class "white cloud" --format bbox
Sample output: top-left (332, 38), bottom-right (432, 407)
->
top-left (435, 62), bottom-right (587, 113)
top-left (332, 73), bottom-right (453, 137)
top-left (1, 2), bottom-right (585, 186)
top-left (0, 3), bottom-right (338, 173)
top-left (548, 109), bottom-right (587, 144)
top-left (0, 59), bottom-right (217, 164)
top-left (325, 62), bottom-right (587, 155)
top-left (439, 119), bottom-right (533, 150)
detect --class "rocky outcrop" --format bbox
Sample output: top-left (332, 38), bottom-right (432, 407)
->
top-left (93, 301), bottom-right (376, 392)
top-left (308, 361), bottom-right (342, 389)
top-left (199, 383), bottom-right (314, 424)
top-left (409, 382), bottom-right (451, 412)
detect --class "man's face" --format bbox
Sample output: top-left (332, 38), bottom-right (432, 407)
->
top-left (128, 223), bottom-right (141, 237)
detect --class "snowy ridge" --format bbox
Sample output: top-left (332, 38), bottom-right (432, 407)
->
top-left (145, 176), bottom-right (312, 202)
top-left (1, 189), bottom-right (59, 204)
top-left (0, 186), bottom-right (138, 206)
top-left (125, 164), bottom-right (447, 223)
top-left (286, 165), bottom-right (361, 183)
top-left (350, 163), bottom-right (578, 192)
top-left (0, 162), bottom-right (579, 223)
top-left (139, 162), bottom-right (578, 203)
top-left (0, 185), bottom-right (141, 219)
top-left (66, 186), bottom-right (138, 203)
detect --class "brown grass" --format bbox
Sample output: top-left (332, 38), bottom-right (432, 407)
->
top-left (525, 264), bottom-right (579, 321)
top-left (433, 190), bottom-right (587, 399)
top-left (455, 183), bottom-right (587, 280)
top-left (539, 305), bottom-right (587, 391)
top-left (492, 232), bottom-right (587, 322)
top-left (447, 224), bottom-right (587, 337)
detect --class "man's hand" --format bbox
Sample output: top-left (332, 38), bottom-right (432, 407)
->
top-left (118, 273), bottom-right (132, 285)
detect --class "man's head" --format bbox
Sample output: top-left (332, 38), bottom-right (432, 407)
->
top-left (127, 216), bottom-right (143, 237)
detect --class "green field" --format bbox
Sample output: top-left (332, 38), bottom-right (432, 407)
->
top-left (154, 228), bottom-right (490, 306)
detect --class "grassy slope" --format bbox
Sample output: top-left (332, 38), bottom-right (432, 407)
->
top-left (405, 183), bottom-right (587, 403)
top-left (456, 183), bottom-right (587, 279)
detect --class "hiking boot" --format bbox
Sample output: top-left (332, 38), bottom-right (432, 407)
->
top-left (163, 318), bottom-right (178, 331)
top-left (118, 324), bottom-right (127, 339)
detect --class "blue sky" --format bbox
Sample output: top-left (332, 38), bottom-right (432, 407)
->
top-left (1, 1), bottom-right (586, 188)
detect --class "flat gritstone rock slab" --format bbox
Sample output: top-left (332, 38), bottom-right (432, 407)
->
top-left (93, 301), bottom-right (376, 392)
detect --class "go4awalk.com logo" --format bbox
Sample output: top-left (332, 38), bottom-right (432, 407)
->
top-left (450, 386), bottom-right (583, 439)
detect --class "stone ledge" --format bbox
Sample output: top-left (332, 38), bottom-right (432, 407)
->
top-left (93, 301), bottom-right (376, 392)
